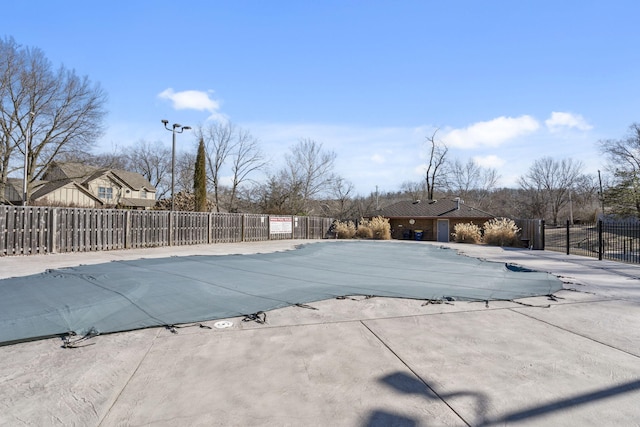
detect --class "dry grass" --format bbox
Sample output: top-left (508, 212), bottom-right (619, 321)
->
top-left (333, 220), bottom-right (356, 239)
top-left (452, 222), bottom-right (481, 244)
top-left (370, 216), bottom-right (391, 240)
top-left (355, 221), bottom-right (374, 238)
top-left (483, 217), bottom-right (521, 246)
top-left (357, 216), bottom-right (391, 240)
top-left (335, 216), bottom-right (391, 240)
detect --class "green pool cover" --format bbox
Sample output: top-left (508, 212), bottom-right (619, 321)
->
top-left (0, 241), bottom-right (562, 345)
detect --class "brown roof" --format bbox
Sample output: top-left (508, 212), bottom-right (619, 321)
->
top-left (47, 162), bottom-right (156, 192)
top-left (111, 170), bottom-right (156, 192)
top-left (48, 162), bottom-right (100, 181)
top-left (368, 199), bottom-right (494, 219)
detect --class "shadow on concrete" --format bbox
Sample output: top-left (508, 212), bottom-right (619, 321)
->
top-left (364, 410), bottom-right (418, 427)
top-left (486, 378), bottom-right (640, 425)
top-left (363, 371), bottom-right (489, 426)
top-left (365, 371), bottom-right (640, 426)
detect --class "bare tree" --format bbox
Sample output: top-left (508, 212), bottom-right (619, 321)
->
top-left (227, 128), bottom-right (266, 212)
top-left (330, 176), bottom-right (356, 219)
top-left (199, 122), bottom-right (234, 212)
top-left (423, 130), bottom-right (448, 200)
top-left (0, 37), bottom-right (107, 202)
top-left (250, 139), bottom-right (338, 215)
top-left (518, 157), bottom-right (586, 225)
top-left (57, 144), bottom-right (128, 170)
top-left (446, 158), bottom-right (499, 209)
top-left (598, 123), bottom-right (640, 216)
top-left (284, 138), bottom-right (337, 215)
top-left (250, 171), bottom-right (298, 214)
top-left (400, 180), bottom-right (427, 202)
top-left (175, 151), bottom-right (196, 194)
top-left (599, 123), bottom-right (640, 173)
top-left (125, 140), bottom-right (172, 198)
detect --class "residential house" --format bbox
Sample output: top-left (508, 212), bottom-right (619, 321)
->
top-left (4, 162), bottom-right (157, 209)
top-left (366, 198), bottom-right (494, 242)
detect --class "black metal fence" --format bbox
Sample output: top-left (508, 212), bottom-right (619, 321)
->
top-left (545, 220), bottom-right (640, 264)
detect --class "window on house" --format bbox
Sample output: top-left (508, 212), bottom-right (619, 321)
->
top-left (98, 187), bottom-right (113, 200)
top-left (140, 190), bottom-right (147, 199)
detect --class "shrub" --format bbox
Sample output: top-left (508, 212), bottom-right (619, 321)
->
top-left (452, 222), bottom-right (481, 244)
top-left (483, 218), bottom-right (521, 246)
top-left (333, 220), bottom-right (356, 239)
top-left (355, 219), bottom-right (374, 238)
top-left (369, 216), bottom-right (391, 240)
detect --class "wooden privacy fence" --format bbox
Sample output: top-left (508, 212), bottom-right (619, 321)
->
top-left (514, 219), bottom-right (545, 250)
top-left (0, 206), bottom-right (334, 256)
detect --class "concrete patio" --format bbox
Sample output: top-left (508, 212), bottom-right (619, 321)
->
top-left (1, 240), bottom-right (639, 426)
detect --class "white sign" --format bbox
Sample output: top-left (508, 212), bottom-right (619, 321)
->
top-left (269, 216), bottom-right (293, 234)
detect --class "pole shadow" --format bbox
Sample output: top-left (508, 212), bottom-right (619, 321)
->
top-left (364, 371), bottom-right (640, 426)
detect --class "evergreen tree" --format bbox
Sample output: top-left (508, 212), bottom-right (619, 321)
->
top-left (194, 138), bottom-right (207, 212)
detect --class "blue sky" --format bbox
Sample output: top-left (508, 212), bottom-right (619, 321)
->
top-left (4, 1), bottom-right (640, 195)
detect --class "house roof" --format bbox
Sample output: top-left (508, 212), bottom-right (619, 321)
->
top-left (368, 199), bottom-right (494, 219)
top-left (111, 170), bottom-right (156, 192)
top-left (5, 178), bottom-right (48, 202)
top-left (30, 179), bottom-right (104, 205)
top-left (51, 162), bottom-right (99, 181)
top-left (49, 162), bottom-right (156, 192)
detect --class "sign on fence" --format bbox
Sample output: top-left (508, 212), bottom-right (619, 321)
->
top-left (269, 216), bottom-right (292, 234)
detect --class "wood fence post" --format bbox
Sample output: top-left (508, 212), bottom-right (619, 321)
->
top-left (124, 211), bottom-right (131, 249)
top-left (208, 212), bottom-right (212, 244)
top-left (49, 207), bottom-right (58, 254)
top-left (267, 215), bottom-right (271, 240)
top-left (169, 211), bottom-right (174, 246)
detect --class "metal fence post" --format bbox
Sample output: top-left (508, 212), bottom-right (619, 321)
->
top-left (566, 219), bottom-right (570, 255)
top-left (598, 220), bottom-right (603, 261)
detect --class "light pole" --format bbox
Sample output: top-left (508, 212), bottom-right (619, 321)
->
top-left (161, 120), bottom-right (191, 211)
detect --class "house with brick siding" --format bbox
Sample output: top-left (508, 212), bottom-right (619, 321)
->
top-left (366, 198), bottom-right (494, 242)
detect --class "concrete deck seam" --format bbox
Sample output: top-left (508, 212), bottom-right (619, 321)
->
top-left (359, 320), bottom-right (472, 427)
top-left (97, 328), bottom-right (162, 427)
top-left (509, 308), bottom-right (640, 360)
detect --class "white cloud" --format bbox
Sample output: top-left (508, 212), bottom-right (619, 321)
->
top-left (442, 115), bottom-right (540, 149)
top-left (545, 111), bottom-right (593, 132)
top-left (473, 154), bottom-right (505, 168)
top-left (158, 88), bottom-right (227, 122)
top-left (370, 153), bottom-right (385, 164)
